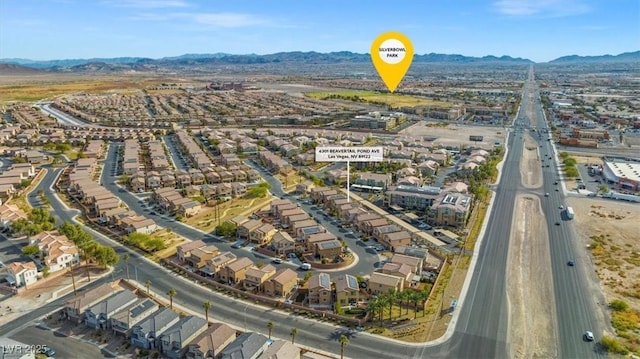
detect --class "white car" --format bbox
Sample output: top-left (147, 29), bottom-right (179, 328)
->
top-left (584, 331), bottom-right (594, 341)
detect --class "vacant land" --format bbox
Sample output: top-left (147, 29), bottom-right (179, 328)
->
top-left (0, 74), bottom-right (168, 103)
top-left (520, 134), bottom-right (543, 188)
top-left (399, 121), bottom-right (505, 149)
top-left (507, 195), bottom-right (557, 359)
top-left (305, 90), bottom-right (452, 109)
top-left (568, 196), bottom-right (640, 353)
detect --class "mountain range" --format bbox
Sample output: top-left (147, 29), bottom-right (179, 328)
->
top-left (0, 50), bottom-right (637, 73)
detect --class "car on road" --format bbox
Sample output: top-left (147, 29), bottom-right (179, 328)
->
top-left (584, 331), bottom-right (594, 341)
top-left (555, 188), bottom-right (559, 191)
top-left (231, 240), bottom-right (247, 249)
top-left (271, 258), bottom-right (283, 264)
top-left (555, 221), bottom-right (561, 226)
top-left (545, 193), bottom-right (550, 197)
top-left (299, 263), bottom-right (311, 271)
top-left (39, 347), bottom-right (56, 357)
top-left (559, 205), bottom-right (564, 209)
top-left (567, 260), bottom-right (575, 266)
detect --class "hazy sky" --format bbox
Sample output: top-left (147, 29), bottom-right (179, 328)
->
top-left (1, 0), bottom-right (638, 62)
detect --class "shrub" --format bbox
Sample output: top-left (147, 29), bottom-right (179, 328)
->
top-left (610, 299), bottom-right (629, 312)
top-left (600, 335), bottom-right (629, 355)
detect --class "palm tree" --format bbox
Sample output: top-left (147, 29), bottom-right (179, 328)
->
top-left (419, 289), bottom-right (430, 317)
top-left (145, 280), bottom-right (151, 296)
top-left (387, 289), bottom-right (397, 320)
top-left (290, 327), bottom-right (298, 344)
top-left (266, 321), bottom-right (274, 339)
top-left (376, 296), bottom-right (389, 326)
top-left (339, 334), bottom-right (349, 359)
top-left (167, 288), bottom-right (177, 310)
top-left (123, 253), bottom-right (130, 280)
top-left (410, 291), bottom-right (421, 319)
top-left (400, 289), bottom-right (412, 316)
top-left (203, 301), bottom-right (211, 324)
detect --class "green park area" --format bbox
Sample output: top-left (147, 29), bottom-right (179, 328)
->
top-left (305, 90), bottom-right (453, 109)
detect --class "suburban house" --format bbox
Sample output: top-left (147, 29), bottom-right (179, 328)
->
top-left (270, 231), bottom-right (295, 255)
top-left (201, 252), bottom-right (237, 277)
top-left (308, 273), bottom-right (333, 309)
top-left (159, 316), bottom-right (208, 359)
top-left (183, 322), bottom-right (237, 359)
top-left (259, 340), bottom-right (300, 359)
top-left (64, 283), bottom-right (116, 323)
top-left (249, 223), bottom-right (276, 245)
top-left (263, 268), bottom-right (298, 298)
top-left (176, 240), bottom-right (207, 262)
top-left (30, 231), bottom-right (80, 273)
top-left (243, 264), bottom-right (277, 292)
top-left (219, 332), bottom-right (270, 359)
top-left (111, 299), bottom-right (159, 337)
top-left (131, 308), bottom-right (180, 350)
top-left (380, 231), bottom-right (412, 252)
top-left (305, 232), bottom-right (336, 252)
top-left (186, 245), bottom-right (220, 269)
top-left (85, 290), bottom-right (138, 330)
top-left (368, 272), bottom-right (404, 295)
top-left (314, 239), bottom-right (342, 259)
top-left (5, 261), bottom-right (37, 288)
top-left (218, 257), bottom-right (253, 284)
top-left (391, 253), bottom-right (424, 275)
top-left (0, 203), bottom-right (27, 229)
top-left (236, 219), bottom-right (262, 241)
top-left (334, 274), bottom-right (360, 307)
top-left (382, 262), bottom-right (414, 287)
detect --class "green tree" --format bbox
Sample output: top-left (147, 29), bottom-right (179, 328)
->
top-left (203, 300), bottom-right (212, 323)
top-left (334, 301), bottom-right (343, 315)
top-left (22, 244), bottom-right (40, 257)
top-left (167, 288), bottom-right (177, 309)
top-left (339, 334), bottom-right (349, 359)
top-left (290, 327), bottom-right (298, 344)
top-left (54, 143), bottom-right (71, 154)
top-left (94, 245), bottom-right (119, 268)
top-left (598, 184), bottom-right (609, 194)
top-left (214, 222), bottom-right (237, 238)
top-left (266, 321), bottom-right (274, 339)
top-left (42, 266), bottom-right (50, 278)
top-left (247, 185), bottom-right (268, 198)
top-left (564, 166), bottom-right (579, 178)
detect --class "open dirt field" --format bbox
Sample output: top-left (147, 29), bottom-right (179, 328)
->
top-left (399, 122), bottom-right (505, 150)
top-left (520, 134), bottom-right (543, 188)
top-left (506, 195), bottom-right (558, 359)
top-left (567, 196), bottom-right (640, 311)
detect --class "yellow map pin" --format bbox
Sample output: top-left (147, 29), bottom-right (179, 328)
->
top-left (370, 31), bottom-right (414, 93)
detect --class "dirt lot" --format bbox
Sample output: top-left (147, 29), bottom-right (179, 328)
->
top-left (399, 122), bottom-right (505, 150)
top-left (520, 133), bottom-right (543, 189)
top-left (567, 196), bottom-right (640, 312)
top-left (506, 195), bottom-right (557, 359)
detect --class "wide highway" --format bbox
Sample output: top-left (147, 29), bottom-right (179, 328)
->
top-left (530, 73), bottom-right (605, 358)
